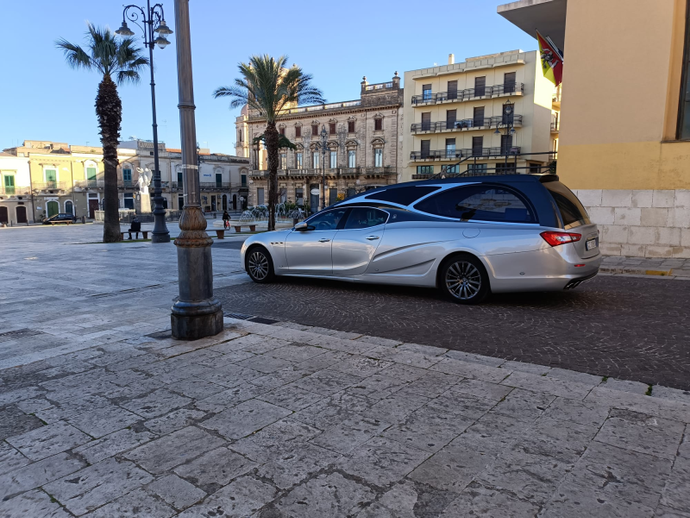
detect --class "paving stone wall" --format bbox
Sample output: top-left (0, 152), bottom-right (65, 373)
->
top-left (574, 189), bottom-right (690, 258)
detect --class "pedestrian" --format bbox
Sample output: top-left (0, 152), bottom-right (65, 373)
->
top-left (222, 210), bottom-right (230, 229)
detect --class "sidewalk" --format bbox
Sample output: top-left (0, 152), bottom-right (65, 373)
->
top-left (601, 256), bottom-right (690, 278)
top-left (1, 314), bottom-right (689, 516)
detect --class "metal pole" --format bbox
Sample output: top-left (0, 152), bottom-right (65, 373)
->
top-left (147, 0), bottom-right (170, 242)
top-left (170, 0), bottom-right (223, 339)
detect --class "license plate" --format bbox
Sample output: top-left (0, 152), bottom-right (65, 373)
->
top-left (586, 238), bottom-right (598, 251)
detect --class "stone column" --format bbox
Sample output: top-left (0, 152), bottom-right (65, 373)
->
top-left (170, 0), bottom-right (223, 339)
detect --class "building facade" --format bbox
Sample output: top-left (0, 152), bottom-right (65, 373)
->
top-left (239, 74), bottom-right (404, 211)
top-left (1, 140), bottom-right (248, 222)
top-left (500, 0), bottom-right (690, 258)
top-left (402, 50), bottom-right (559, 182)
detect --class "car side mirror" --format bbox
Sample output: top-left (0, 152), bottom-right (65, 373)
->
top-left (294, 222), bottom-right (311, 231)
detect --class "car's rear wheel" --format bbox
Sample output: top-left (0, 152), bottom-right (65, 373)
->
top-left (246, 246), bottom-right (274, 283)
top-left (439, 254), bottom-right (489, 304)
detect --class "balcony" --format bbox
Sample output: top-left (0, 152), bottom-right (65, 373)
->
top-left (410, 147), bottom-right (522, 161)
top-left (411, 83), bottom-right (524, 105)
top-left (0, 186), bottom-right (31, 196)
top-left (551, 119), bottom-right (560, 132)
top-left (249, 167), bottom-right (396, 179)
top-left (411, 115), bottom-right (523, 133)
top-left (32, 182), bottom-right (73, 192)
top-left (200, 182), bottom-right (232, 191)
top-left (74, 180), bottom-right (103, 189)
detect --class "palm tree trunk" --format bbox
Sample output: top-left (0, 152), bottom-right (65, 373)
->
top-left (96, 74), bottom-right (123, 243)
top-left (265, 121), bottom-right (279, 231)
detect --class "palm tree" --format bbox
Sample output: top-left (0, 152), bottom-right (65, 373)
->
top-left (214, 55), bottom-right (324, 230)
top-left (57, 23), bottom-right (147, 242)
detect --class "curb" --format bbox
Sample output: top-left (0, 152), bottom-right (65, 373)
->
top-left (600, 267), bottom-right (673, 276)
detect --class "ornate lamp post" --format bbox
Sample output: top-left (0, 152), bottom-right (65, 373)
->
top-left (168, 0), bottom-right (223, 339)
top-left (320, 125), bottom-right (328, 211)
top-left (116, 1), bottom-right (172, 243)
top-left (494, 99), bottom-right (517, 167)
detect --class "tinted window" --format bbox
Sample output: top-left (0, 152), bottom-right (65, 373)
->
top-left (543, 181), bottom-right (591, 229)
top-left (366, 186), bottom-right (439, 206)
top-left (344, 208), bottom-right (388, 229)
top-left (306, 208), bottom-right (348, 230)
top-left (414, 185), bottom-right (535, 223)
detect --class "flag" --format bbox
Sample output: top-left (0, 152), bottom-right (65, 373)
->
top-left (536, 30), bottom-right (564, 86)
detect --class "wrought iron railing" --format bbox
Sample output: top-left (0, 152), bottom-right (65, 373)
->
top-left (32, 182), bottom-right (72, 191)
top-left (411, 83), bottom-right (524, 105)
top-left (411, 115), bottom-right (523, 133)
top-left (410, 147), bottom-right (522, 160)
top-left (0, 186), bottom-right (30, 195)
top-left (199, 182), bottom-right (232, 190)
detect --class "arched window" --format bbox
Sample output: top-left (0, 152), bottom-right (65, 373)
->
top-left (371, 138), bottom-right (385, 168)
top-left (65, 200), bottom-right (74, 215)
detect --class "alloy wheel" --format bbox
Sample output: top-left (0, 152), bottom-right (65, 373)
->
top-left (248, 251), bottom-right (269, 281)
top-left (445, 260), bottom-right (482, 300)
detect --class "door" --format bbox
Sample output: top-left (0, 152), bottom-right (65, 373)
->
top-left (446, 109), bottom-right (457, 130)
top-left (232, 194), bottom-right (237, 210)
top-left (88, 199), bottom-right (99, 219)
top-left (47, 201), bottom-right (59, 218)
top-left (16, 206), bottom-right (27, 223)
top-left (222, 195), bottom-right (227, 211)
top-left (65, 201), bottom-right (74, 215)
top-left (0, 206), bottom-right (7, 224)
top-left (420, 140), bottom-right (431, 159)
top-left (504, 72), bottom-right (516, 94)
top-left (284, 207), bottom-right (348, 275)
top-left (421, 112), bottom-right (431, 131)
top-left (474, 76), bottom-right (486, 97)
top-left (473, 106), bottom-right (485, 127)
top-left (216, 173), bottom-right (222, 189)
top-left (332, 208), bottom-right (387, 276)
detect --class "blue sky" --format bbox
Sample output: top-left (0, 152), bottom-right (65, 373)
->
top-left (0, 1), bottom-right (537, 154)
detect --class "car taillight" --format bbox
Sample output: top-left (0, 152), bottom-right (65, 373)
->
top-left (540, 231), bottom-right (582, 247)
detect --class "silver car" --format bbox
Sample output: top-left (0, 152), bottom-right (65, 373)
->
top-left (240, 174), bottom-right (602, 304)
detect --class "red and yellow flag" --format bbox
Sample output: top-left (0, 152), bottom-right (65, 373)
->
top-left (536, 31), bottom-right (563, 86)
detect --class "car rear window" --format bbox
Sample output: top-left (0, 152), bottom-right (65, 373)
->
top-left (543, 181), bottom-right (591, 229)
top-left (365, 186), bottom-right (439, 206)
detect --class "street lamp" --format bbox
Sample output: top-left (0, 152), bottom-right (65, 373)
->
top-left (494, 99), bottom-right (517, 167)
top-left (116, 1), bottom-right (172, 243)
top-left (320, 125), bottom-right (327, 211)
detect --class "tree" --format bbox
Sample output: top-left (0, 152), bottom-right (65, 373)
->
top-left (57, 23), bottom-right (147, 242)
top-left (214, 55), bottom-right (324, 230)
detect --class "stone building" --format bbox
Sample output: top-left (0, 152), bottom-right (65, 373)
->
top-left (237, 74), bottom-right (404, 211)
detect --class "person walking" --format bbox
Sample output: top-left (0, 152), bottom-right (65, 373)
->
top-left (222, 210), bottom-right (230, 230)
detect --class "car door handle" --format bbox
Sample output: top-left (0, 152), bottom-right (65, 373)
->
top-left (318, 238), bottom-right (331, 243)
top-left (365, 236), bottom-right (380, 240)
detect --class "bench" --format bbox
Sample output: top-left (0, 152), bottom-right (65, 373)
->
top-left (121, 230), bottom-right (150, 240)
top-left (214, 230), bottom-right (225, 239)
top-left (233, 224), bottom-right (256, 233)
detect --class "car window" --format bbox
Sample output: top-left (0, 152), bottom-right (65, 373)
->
top-left (306, 208), bottom-right (348, 230)
top-left (365, 186), bottom-right (440, 206)
top-left (343, 208), bottom-right (388, 229)
top-left (543, 181), bottom-right (590, 229)
top-left (414, 185), bottom-right (535, 223)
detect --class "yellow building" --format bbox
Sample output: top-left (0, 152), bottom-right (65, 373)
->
top-left (499, 0), bottom-right (690, 258)
top-left (402, 50), bottom-right (560, 182)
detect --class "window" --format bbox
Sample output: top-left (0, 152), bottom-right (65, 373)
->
top-left (504, 72), bottom-right (516, 94)
top-left (472, 136), bottom-right (484, 156)
top-left (216, 173), bottom-right (223, 187)
top-left (415, 184), bottom-right (535, 223)
top-left (366, 185), bottom-right (439, 205)
top-left (279, 127), bottom-right (285, 135)
top-left (329, 123), bottom-right (336, 135)
top-left (306, 208), bottom-right (348, 230)
top-left (280, 153), bottom-right (287, 170)
top-left (86, 166), bottom-right (97, 181)
top-left (296, 152), bottom-right (303, 168)
top-left (312, 124), bottom-right (319, 137)
top-left (422, 84), bottom-right (432, 101)
top-left (3, 174), bottom-right (15, 195)
top-left (446, 109), bottom-right (457, 130)
top-left (447, 80), bottom-right (458, 100)
top-left (280, 188), bottom-right (287, 204)
top-left (420, 140), bottom-right (431, 159)
top-left (347, 187), bottom-right (356, 198)
top-left (295, 126), bottom-right (301, 138)
top-left (473, 106), bottom-right (485, 127)
top-left (238, 129), bottom-right (243, 142)
top-left (374, 148), bottom-right (383, 167)
top-left (421, 112), bottom-right (431, 131)
top-left (312, 152), bottom-right (320, 169)
top-left (329, 150), bottom-right (337, 168)
top-left (474, 76), bottom-right (486, 97)
top-left (544, 181), bottom-right (591, 229)
top-left (344, 208), bottom-right (388, 229)
top-left (178, 194), bottom-right (184, 209)
top-left (467, 163), bottom-right (487, 174)
top-left (178, 171), bottom-right (183, 184)
top-left (416, 165), bottom-right (434, 175)
top-left (295, 188), bottom-right (304, 206)
top-left (348, 120), bottom-right (355, 133)
top-left (348, 150), bottom-right (356, 168)
top-left (257, 188), bottom-right (265, 205)
top-left (445, 138), bottom-right (456, 158)
top-left (329, 187), bottom-right (337, 206)
top-left (495, 163), bottom-right (517, 174)
top-left (445, 165), bottom-right (459, 174)
top-left (123, 168), bottom-right (132, 184)
top-left (45, 168), bottom-right (57, 187)
top-left (241, 174), bottom-right (247, 187)
top-left (123, 193), bottom-right (134, 210)
top-left (374, 118), bottom-right (383, 131)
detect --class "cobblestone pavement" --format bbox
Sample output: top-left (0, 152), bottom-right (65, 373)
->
top-left (1, 225), bottom-right (689, 517)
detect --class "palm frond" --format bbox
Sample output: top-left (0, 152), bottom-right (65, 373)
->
top-left (55, 39), bottom-right (92, 70)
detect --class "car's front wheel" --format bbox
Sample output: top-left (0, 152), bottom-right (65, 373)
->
top-left (439, 254), bottom-right (489, 304)
top-left (245, 246), bottom-right (274, 283)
